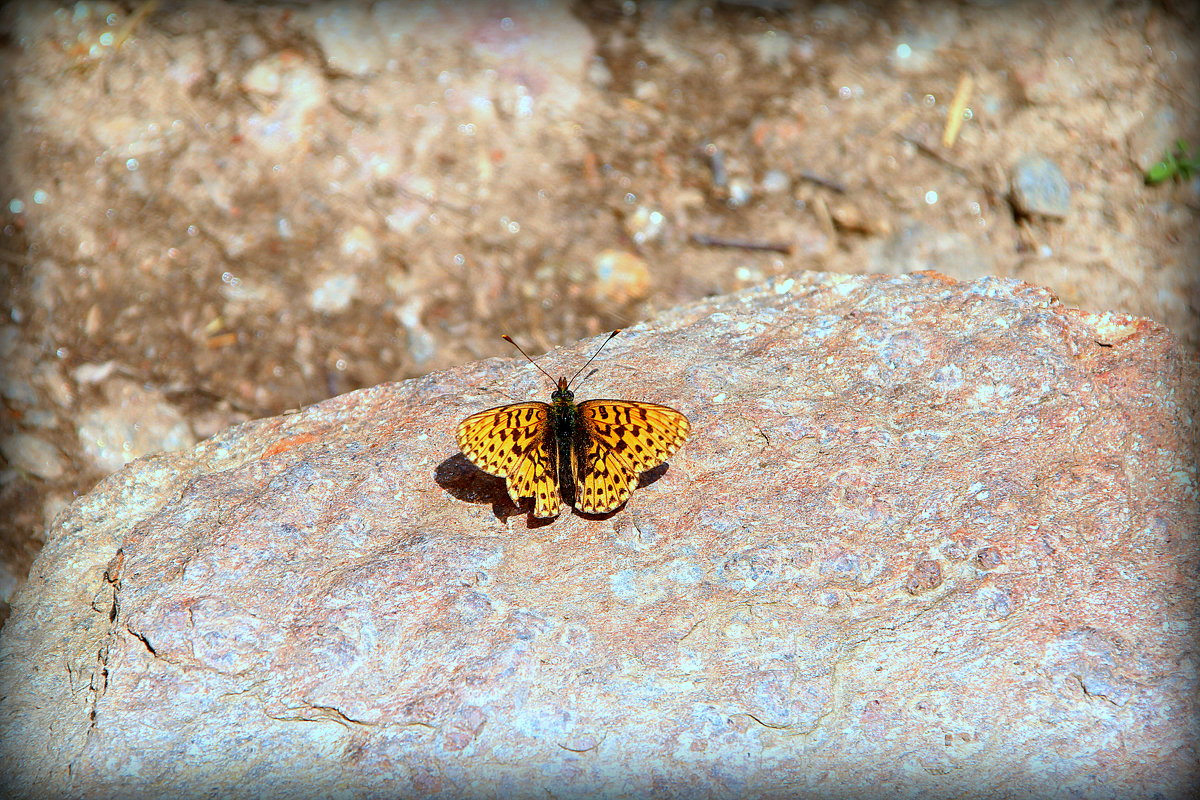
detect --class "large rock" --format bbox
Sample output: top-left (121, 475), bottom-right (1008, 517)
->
top-left (1, 273), bottom-right (1196, 799)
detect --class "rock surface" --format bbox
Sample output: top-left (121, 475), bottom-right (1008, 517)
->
top-left (1, 272), bottom-right (1197, 799)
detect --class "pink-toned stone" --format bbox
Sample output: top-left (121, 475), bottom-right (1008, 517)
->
top-left (0, 272), bottom-right (1196, 798)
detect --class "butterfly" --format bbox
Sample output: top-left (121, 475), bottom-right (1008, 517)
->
top-left (456, 330), bottom-right (690, 518)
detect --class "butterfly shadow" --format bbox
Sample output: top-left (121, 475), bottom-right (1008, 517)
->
top-left (436, 456), bottom-right (672, 525)
top-left (435, 454), bottom-right (549, 525)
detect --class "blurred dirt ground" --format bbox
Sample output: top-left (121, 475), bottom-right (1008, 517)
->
top-left (0, 0), bottom-right (1197, 621)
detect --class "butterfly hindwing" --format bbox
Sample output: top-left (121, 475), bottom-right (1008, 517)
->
top-left (572, 400), bottom-right (691, 514)
top-left (456, 402), bottom-right (561, 517)
top-left (570, 421), bottom-right (637, 514)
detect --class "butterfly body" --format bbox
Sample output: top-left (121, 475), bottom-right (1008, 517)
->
top-left (548, 380), bottom-right (581, 501)
top-left (457, 374), bottom-right (690, 518)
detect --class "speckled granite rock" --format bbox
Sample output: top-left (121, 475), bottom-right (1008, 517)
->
top-left (1, 272), bottom-right (1196, 799)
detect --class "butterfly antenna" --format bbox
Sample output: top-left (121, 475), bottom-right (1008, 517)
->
top-left (502, 334), bottom-right (558, 384)
top-left (568, 329), bottom-right (621, 389)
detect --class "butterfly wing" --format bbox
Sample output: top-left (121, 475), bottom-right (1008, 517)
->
top-left (573, 400), bottom-right (691, 513)
top-left (456, 402), bottom-right (561, 517)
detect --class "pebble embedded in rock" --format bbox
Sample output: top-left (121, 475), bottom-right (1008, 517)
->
top-left (309, 6), bottom-right (389, 77)
top-left (1010, 154), bottom-right (1071, 218)
top-left (72, 361), bottom-right (118, 385)
top-left (868, 221), bottom-right (993, 280)
top-left (624, 206), bottom-right (666, 245)
top-left (339, 225), bottom-right (379, 262)
top-left (0, 327), bottom-right (39, 406)
top-left (592, 249), bottom-right (651, 305)
top-left (34, 364), bottom-right (74, 408)
top-left (0, 375), bottom-right (38, 407)
top-left (75, 381), bottom-right (196, 474)
top-left (238, 52), bottom-right (329, 159)
top-left (0, 433), bottom-right (66, 480)
top-left (760, 169), bottom-right (791, 194)
top-left (309, 273), bottom-right (361, 314)
top-left (726, 178), bottom-right (753, 208)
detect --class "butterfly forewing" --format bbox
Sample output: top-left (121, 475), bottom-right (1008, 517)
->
top-left (456, 402), bottom-right (561, 517)
top-left (579, 401), bottom-right (691, 471)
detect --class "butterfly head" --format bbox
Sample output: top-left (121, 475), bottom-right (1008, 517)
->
top-left (551, 376), bottom-right (574, 405)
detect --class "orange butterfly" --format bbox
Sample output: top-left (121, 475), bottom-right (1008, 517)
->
top-left (457, 331), bottom-right (690, 517)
